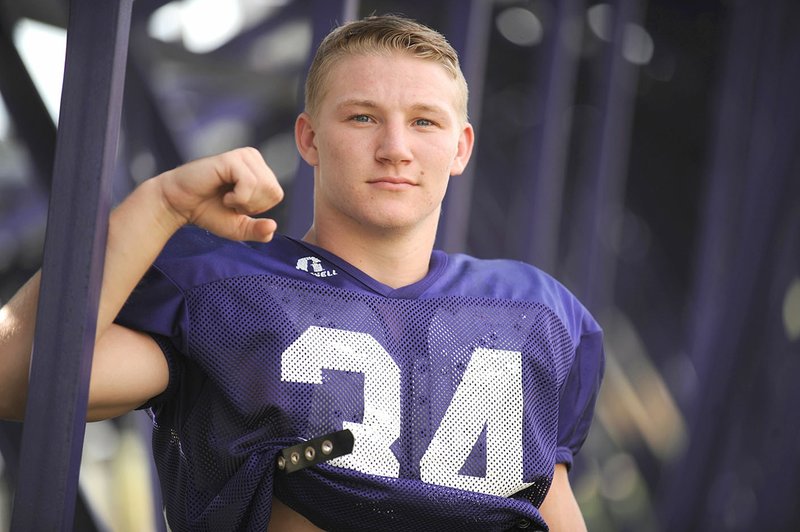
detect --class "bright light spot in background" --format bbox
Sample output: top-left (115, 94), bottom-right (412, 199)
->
top-left (149, 0), bottom-right (291, 54)
top-left (622, 24), bottom-right (654, 65)
top-left (586, 3), bottom-right (654, 65)
top-left (0, 97), bottom-right (9, 139)
top-left (600, 452), bottom-right (640, 502)
top-left (150, 0), bottom-right (242, 53)
top-left (595, 309), bottom-right (687, 461)
top-left (191, 118), bottom-right (252, 157)
top-left (12, 18), bottom-right (67, 122)
top-left (129, 151), bottom-right (157, 184)
top-left (587, 4), bottom-right (614, 41)
top-left (496, 7), bottom-right (544, 46)
top-left (182, 0), bottom-right (243, 53)
top-left (248, 20), bottom-right (311, 71)
top-left (148, 1), bottom-right (183, 42)
top-left (783, 277), bottom-right (800, 341)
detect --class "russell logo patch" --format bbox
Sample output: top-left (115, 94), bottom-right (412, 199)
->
top-left (296, 256), bottom-right (338, 278)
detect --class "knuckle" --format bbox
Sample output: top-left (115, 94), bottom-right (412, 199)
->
top-left (239, 146), bottom-right (261, 161)
top-left (274, 185), bottom-right (285, 203)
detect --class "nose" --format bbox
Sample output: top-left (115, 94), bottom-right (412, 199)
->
top-left (375, 121), bottom-right (413, 165)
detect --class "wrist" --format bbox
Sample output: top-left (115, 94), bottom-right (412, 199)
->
top-left (110, 176), bottom-right (186, 246)
top-left (139, 174), bottom-right (188, 237)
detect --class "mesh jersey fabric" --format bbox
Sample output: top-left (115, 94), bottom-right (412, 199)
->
top-left (116, 226), bottom-right (604, 532)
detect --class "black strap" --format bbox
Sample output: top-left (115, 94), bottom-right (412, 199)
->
top-left (276, 429), bottom-right (355, 474)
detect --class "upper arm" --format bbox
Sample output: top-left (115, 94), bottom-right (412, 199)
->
top-left (538, 463), bottom-right (587, 532)
top-left (87, 323), bottom-right (169, 421)
top-left (556, 328), bottom-right (605, 467)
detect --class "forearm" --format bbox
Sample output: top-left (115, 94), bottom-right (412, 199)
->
top-left (539, 464), bottom-right (587, 532)
top-left (96, 177), bottom-right (184, 337)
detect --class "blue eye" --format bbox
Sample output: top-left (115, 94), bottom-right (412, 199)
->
top-left (414, 118), bottom-right (434, 127)
top-left (351, 115), bottom-right (371, 123)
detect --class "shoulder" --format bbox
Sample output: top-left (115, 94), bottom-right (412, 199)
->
top-left (157, 225), bottom-right (270, 261)
top-left (151, 226), bottom-right (304, 291)
top-left (434, 252), bottom-right (601, 341)
top-left (436, 252), bottom-right (574, 305)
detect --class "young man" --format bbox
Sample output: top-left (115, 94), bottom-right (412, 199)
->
top-left (0, 15), bottom-right (603, 531)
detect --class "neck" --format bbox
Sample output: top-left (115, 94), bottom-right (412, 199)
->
top-left (303, 220), bottom-right (437, 289)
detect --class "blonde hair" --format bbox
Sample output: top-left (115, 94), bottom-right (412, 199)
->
top-left (304, 14), bottom-right (469, 122)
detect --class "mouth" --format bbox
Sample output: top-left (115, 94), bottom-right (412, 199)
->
top-left (367, 177), bottom-right (417, 190)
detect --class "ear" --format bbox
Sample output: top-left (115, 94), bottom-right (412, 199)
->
top-left (449, 122), bottom-right (475, 176)
top-left (295, 112), bottom-right (319, 166)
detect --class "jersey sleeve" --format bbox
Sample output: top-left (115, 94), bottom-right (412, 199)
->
top-left (115, 263), bottom-right (188, 408)
top-left (555, 323), bottom-right (605, 468)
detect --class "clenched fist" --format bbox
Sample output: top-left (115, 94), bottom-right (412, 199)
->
top-left (155, 147), bottom-right (284, 242)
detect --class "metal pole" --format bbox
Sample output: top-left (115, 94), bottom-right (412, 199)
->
top-left (437, 0), bottom-right (492, 253)
top-left (287, 0), bottom-right (359, 238)
top-left (511, 0), bottom-right (584, 272)
top-left (566, 0), bottom-right (643, 310)
top-left (11, 0), bottom-right (133, 529)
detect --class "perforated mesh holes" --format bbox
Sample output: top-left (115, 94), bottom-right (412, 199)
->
top-left (155, 274), bottom-right (572, 530)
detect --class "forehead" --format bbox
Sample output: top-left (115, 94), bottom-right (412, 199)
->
top-left (320, 52), bottom-right (462, 114)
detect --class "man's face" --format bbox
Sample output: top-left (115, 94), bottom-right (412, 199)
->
top-left (296, 52), bottom-right (474, 236)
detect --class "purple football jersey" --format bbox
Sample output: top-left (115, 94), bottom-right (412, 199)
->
top-left (116, 226), bottom-right (604, 532)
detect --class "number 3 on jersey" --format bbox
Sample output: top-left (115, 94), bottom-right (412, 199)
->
top-left (281, 326), bottom-right (533, 497)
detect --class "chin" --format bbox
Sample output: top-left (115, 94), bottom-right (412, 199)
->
top-left (362, 212), bottom-right (437, 234)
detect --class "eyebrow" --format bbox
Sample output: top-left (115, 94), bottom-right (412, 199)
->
top-left (336, 98), bottom-right (378, 110)
top-left (336, 99), bottom-right (451, 117)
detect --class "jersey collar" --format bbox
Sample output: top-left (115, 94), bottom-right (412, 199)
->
top-left (286, 236), bottom-right (448, 299)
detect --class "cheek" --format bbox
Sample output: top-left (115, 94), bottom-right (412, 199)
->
top-left (322, 133), bottom-right (367, 167)
top-left (422, 143), bottom-right (460, 177)
top-left (317, 144), bottom-right (352, 178)
top-left (426, 133), bottom-right (460, 161)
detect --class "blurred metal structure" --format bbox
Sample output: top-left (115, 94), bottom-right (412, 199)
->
top-left (508, 0), bottom-right (584, 274)
top-left (286, 0), bottom-right (359, 237)
top-left (0, 0), bottom-right (798, 530)
top-left (10, 0), bottom-right (132, 529)
top-left (566, 0), bottom-right (642, 310)
top-left (0, 17), bottom-right (55, 188)
top-left (661, 0), bottom-right (800, 529)
top-left (436, 0), bottom-right (491, 253)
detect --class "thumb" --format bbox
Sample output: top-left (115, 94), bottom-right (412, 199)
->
top-left (235, 216), bottom-right (278, 242)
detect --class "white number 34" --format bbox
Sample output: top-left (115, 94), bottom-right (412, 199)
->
top-left (281, 326), bottom-right (534, 497)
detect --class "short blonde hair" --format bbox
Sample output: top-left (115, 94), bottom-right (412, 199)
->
top-left (304, 15), bottom-right (469, 123)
